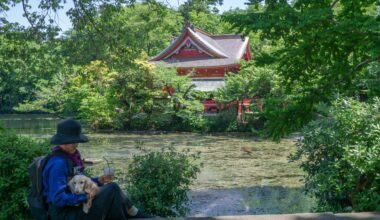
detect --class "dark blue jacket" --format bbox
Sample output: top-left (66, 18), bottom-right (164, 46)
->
top-left (42, 156), bottom-right (101, 207)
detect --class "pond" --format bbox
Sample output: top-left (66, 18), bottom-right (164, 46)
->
top-left (0, 114), bottom-right (315, 217)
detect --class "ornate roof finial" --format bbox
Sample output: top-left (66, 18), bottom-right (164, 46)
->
top-left (190, 23), bottom-right (195, 31)
top-left (185, 21), bottom-right (195, 31)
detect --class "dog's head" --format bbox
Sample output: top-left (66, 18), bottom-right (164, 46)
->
top-left (68, 175), bottom-right (92, 194)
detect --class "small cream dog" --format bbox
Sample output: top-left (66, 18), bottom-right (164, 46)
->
top-left (68, 175), bottom-right (99, 213)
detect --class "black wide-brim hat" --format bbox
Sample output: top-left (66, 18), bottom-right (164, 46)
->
top-left (51, 118), bottom-right (88, 145)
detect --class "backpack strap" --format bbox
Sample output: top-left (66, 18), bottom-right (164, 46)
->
top-left (49, 151), bottom-right (74, 178)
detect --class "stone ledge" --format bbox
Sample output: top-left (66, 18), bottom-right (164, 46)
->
top-left (136, 212), bottom-right (380, 220)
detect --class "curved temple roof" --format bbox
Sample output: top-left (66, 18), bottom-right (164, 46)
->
top-left (149, 24), bottom-right (250, 68)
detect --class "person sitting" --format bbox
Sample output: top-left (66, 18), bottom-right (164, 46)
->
top-left (43, 118), bottom-right (151, 220)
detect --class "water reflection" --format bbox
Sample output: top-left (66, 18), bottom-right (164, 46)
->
top-left (0, 114), bottom-right (60, 135)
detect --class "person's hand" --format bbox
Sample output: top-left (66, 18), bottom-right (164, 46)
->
top-left (99, 174), bottom-right (114, 184)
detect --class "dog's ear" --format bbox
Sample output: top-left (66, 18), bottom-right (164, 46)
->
top-left (84, 176), bottom-right (92, 193)
top-left (93, 183), bottom-right (99, 194)
top-left (68, 177), bottom-right (75, 192)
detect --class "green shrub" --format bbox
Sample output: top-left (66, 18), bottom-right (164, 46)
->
top-left (129, 112), bottom-right (174, 131)
top-left (204, 108), bottom-right (239, 132)
top-left (172, 98), bottom-right (205, 132)
top-left (130, 112), bottom-right (151, 130)
top-left (175, 112), bottom-right (207, 132)
top-left (290, 98), bottom-right (380, 212)
top-left (150, 112), bottom-right (175, 130)
top-left (79, 92), bottom-right (119, 129)
top-left (0, 130), bottom-right (49, 220)
top-left (126, 148), bottom-right (201, 217)
top-left (216, 65), bottom-right (279, 101)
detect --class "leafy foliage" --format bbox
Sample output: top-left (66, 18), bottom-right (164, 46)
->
top-left (204, 108), bottom-right (239, 132)
top-left (178, 0), bottom-right (223, 19)
top-left (126, 148), bottom-right (201, 217)
top-left (216, 63), bottom-right (280, 101)
top-left (290, 98), bottom-right (380, 212)
top-left (63, 3), bottom-right (183, 66)
top-left (223, 0), bottom-right (380, 139)
top-left (3, 1), bottom-right (245, 133)
top-left (0, 129), bottom-right (49, 220)
top-left (214, 63), bottom-right (282, 133)
top-left (16, 60), bottom-right (116, 119)
top-left (2, 2), bottom-right (184, 114)
top-left (0, 28), bottom-right (67, 113)
top-left (360, 63), bottom-right (380, 99)
top-left (0, 0), bottom-right (137, 38)
top-left (79, 92), bottom-right (118, 129)
top-left (187, 11), bottom-right (232, 34)
top-left (129, 66), bottom-right (205, 131)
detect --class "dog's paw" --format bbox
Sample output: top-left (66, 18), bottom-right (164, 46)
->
top-left (83, 204), bottom-right (90, 214)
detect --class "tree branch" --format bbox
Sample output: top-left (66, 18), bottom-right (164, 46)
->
top-left (72, 0), bottom-right (101, 33)
top-left (21, 0), bottom-right (35, 28)
top-left (335, 56), bottom-right (380, 85)
top-left (350, 56), bottom-right (380, 75)
top-left (331, 0), bottom-right (339, 8)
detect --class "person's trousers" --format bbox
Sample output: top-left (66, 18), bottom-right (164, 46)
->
top-left (48, 182), bottom-right (135, 220)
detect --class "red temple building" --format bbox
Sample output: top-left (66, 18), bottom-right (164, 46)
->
top-left (149, 23), bottom-right (251, 91)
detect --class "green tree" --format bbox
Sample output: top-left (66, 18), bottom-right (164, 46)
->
top-left (214, 63), bottom-right (281, 132)
top-left (290, 98), bottom-right (380, 212)
top-left (178, 0), bottom-right (222, 18)
top-left (216, 63), bottom-right (280, 101)
top-left (357, 63), bottom-right (380, 99)
top-left (0, 0), bottom-right (136, 36)
top-left (16, 60), bottom-right (119, 124)
top-left (61, 3), bottom-right (183, 67)
top-left (224, 0), bottom-right (380, 139)
top-left (0, 26), bottom-right (67, 113)
top-left (130, 65), bottom-right (204, 131)
top-left (187, 10), bottom-right (232, 34)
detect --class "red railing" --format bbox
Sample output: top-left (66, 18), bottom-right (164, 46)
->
top-left (202, 99), bottom-right (254, 114)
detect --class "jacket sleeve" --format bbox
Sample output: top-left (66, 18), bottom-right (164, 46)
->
top-left (48, 158), bottom-right (88, 207)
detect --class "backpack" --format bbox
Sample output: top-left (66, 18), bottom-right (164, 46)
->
top-left (27, 152), bottom-right (73, 220)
